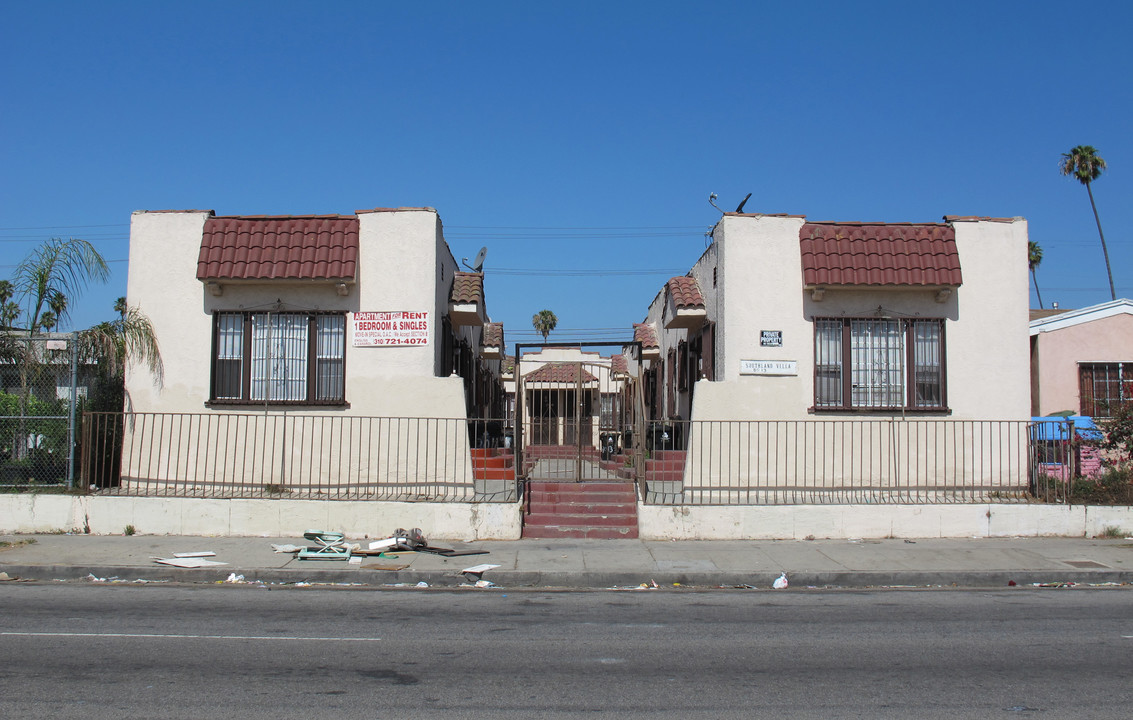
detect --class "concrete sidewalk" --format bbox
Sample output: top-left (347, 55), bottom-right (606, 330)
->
top-left (3, 533), bottom-right (1133, 589)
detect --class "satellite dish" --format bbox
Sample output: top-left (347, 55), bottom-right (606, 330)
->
top-left (463, 246), bottom-right (488, 273)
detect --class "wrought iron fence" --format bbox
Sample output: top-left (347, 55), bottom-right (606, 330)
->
top-left (81, 412), bottom-right (517, 502)
top-left (77, 411), bottom-right (1108, 506)
top-left (642, 419), bottom-right (1077, 505)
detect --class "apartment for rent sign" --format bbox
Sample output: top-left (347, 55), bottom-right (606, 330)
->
top-left (353, 311), bottom-right (430, 347)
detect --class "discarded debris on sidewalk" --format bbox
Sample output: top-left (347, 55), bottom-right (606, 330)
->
top-left (297, 530), bottom-right (354, 561)
top-left (153, 556), bottom-right (228, 568)
top-left (354, 528), bottom-right (489, 558)
top-left (461, 563), bottom-right (500, 583)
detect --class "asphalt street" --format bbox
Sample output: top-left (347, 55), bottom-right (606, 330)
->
top-left (1, 584), bottom-right (1130, 719)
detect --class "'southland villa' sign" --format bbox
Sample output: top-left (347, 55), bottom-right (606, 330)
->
top-left (740, 359), bottom-right (798, 376)
top-left (353, 311), bottom-right (430, 346)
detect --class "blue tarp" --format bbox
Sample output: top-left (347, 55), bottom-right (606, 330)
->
top-left (1029, 416), bottom-right (1103, 442)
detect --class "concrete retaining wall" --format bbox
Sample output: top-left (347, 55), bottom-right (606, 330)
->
top-left (3, 496), bottom-right (1132, 540)
top-left (0, 495), bottom-right (522, 541)
top-left (638, 503), bottom-right (1133, 539)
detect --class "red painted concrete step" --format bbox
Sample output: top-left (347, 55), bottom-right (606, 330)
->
top-left (473, 456), bottom-right (514, 469)
top-left (525, 513), bottom-right (636, 527)
top-left (523, 477), bottom-right (639, 539)
top-left (473, 468), bottom-right (515, 480)
top-left (520, 525), bottom-right (639, 539)
top-left (529, 481), bottom-right (633, 492)
top-left (527, 492), bottom-right (637, 505)
top-left (533, 501), bottom-right (637, 515)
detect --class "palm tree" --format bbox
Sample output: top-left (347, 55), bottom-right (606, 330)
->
top-left (11, 237), bottom-right (109, 333)
top-left (0, 280), bottom-right (16, 328)
top-left (0, 280), bottom-right (17, 362)
top-left (532, 309), bottom-right (558, 342)
top-left (1028, 240), bottom-right (1044, 309)
top-left (5, 237), bottom-right (110, 459)
top-left (76, 297), bottom-right (164, 412)
top-left (1059, 145), bottom-right (1115, 301)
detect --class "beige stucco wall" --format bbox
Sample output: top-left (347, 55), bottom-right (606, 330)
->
top-left (1032, 313), bottom-right (1133, 416)
top-left (947, 218), bottom-right (1030, 421)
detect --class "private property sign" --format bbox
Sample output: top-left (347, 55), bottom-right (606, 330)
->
top-left (353, 311), bottom-right (430, 347)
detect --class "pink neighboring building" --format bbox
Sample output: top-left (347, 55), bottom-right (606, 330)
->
top-left (1029, 299), bottom-right (1133, 418)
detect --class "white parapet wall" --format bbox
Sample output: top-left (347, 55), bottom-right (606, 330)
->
top-left (638, 503), bottom-right (1133, 540)
top-left (0, 496), bottom-right (522, 540)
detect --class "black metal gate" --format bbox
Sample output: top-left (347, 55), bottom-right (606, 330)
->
top-left (514, 343), bottom-right (644, 483)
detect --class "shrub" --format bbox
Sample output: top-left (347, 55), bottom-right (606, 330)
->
top-left (1096, 401), bottom-right (1133, 465)
top-left (1068, 465), bottom-right (1133, 505)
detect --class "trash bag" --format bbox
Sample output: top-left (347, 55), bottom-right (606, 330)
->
top-left (773, 573), bottom-right (789, 589)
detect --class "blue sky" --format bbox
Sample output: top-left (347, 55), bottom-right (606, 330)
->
top-left (3, 1), bottom-right (1130, 344)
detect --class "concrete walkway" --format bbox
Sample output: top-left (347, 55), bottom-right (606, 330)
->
top-left (3, 533), bottom-right (1133, 589)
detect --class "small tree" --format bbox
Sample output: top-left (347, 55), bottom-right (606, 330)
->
top-left (532, 309), bottom-right (558, 342)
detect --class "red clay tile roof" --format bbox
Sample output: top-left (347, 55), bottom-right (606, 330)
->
top-left (799, 222), bottom-right (963, 287)
top-left (524, 363), bottom-right (598, 384)
top-left (197, 215), bottom-right (358, 281)
top-left (483, 322), bottom-right (503, 348)
top-left (667, 276), bottom-right (706, 309)
top-left (633, 323), bottom-right (659, 349)
top-left (451, 272), bottom-right (484, 304)
top-left (610, 354), bottom-right (628, 374)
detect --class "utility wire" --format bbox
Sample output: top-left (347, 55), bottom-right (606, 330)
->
top-left (486, 268), bottom-right (684, 277)
top-left (0, 223), bottom-right (128, 230)
top-left (447, 225), bottom-right (704, 230)
top-left (0, 233), bottom-right (129, 241)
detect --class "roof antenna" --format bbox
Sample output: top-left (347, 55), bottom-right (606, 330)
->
top-left (735, 193), bottom-right (752, 213)
top-left (462, 246), bottom-right (488, 273)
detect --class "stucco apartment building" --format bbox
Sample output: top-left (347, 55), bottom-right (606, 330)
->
top-left (630, 212), bottom-right (1031, 500)
top-left (121, 207), bottom-right (506, 497)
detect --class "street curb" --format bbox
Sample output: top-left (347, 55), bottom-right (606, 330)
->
top-left (3, 563), bottom-right (1132, 589)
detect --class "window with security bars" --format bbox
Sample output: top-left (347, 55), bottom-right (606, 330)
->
top-left (210, 312), bottom-right (346, 405)
top-left (814, 317), bottom-right (945, 411)
top-left (600, 392), bottom-right (623, 428)
top-left (1079, 362), bottom-right (1132, 417)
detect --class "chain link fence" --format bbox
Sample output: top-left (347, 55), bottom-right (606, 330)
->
top-left (0, 334), bottom-right (79, 490)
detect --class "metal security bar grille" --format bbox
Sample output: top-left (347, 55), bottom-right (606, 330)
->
top-left (1079, 362), bottom-right (1132, 417)
top-left (210, 312), bottom-right (346, 406)
top-left (643, 419), bottom-right (1043, 505)
top-left (814, 318), bottom-right (946, 411)
top-left (80, 412), bottom-right (515, 502)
